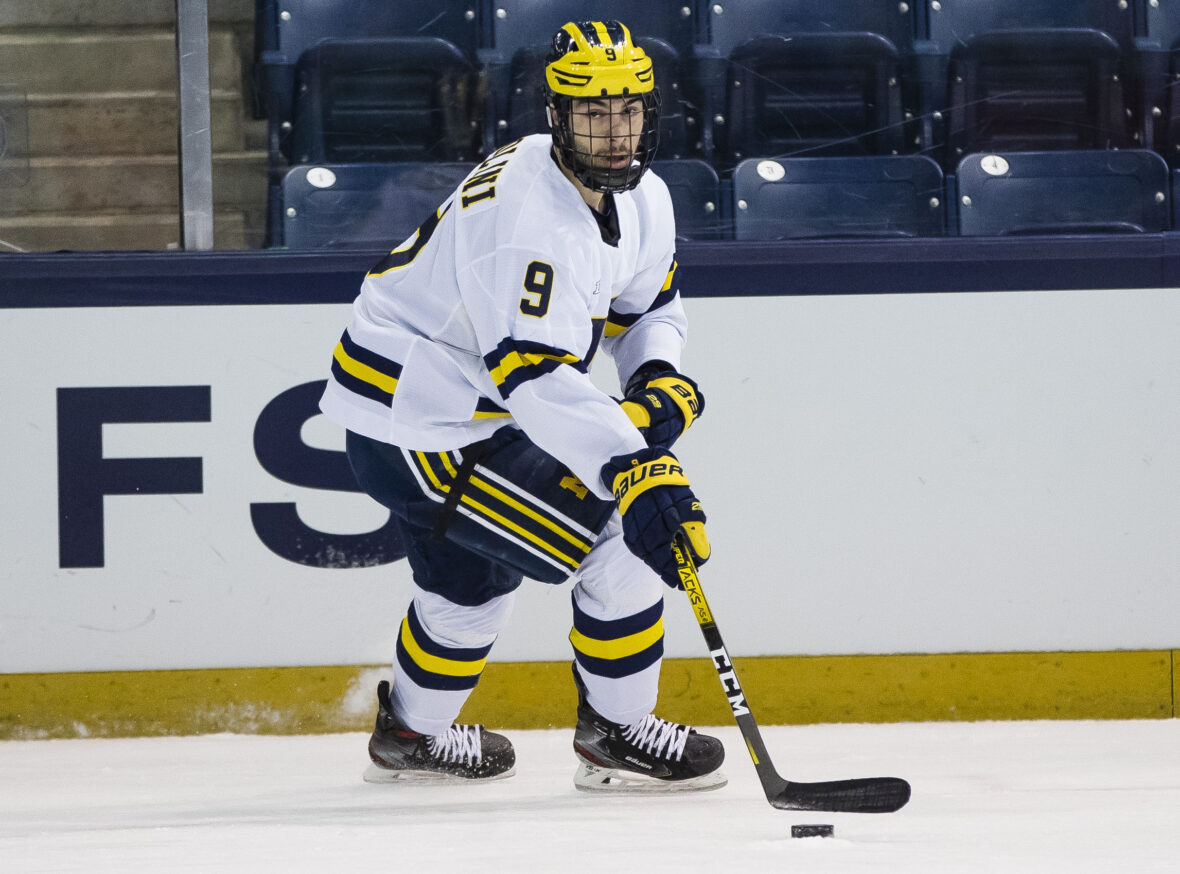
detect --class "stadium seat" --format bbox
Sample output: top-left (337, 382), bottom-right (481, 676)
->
top-left (721, 33), bottom-right (905, 165)
top-left (485, 1), bottom-right (696, 55)
top-left (731, 155), bottom-right (945, 240)
top-left (943, 30), bottom-right (1131, 164)
top-left (289, 38), bottom-right (479, 165)
top-left (914, 1), bottom-right (1137, 160)
top-left (702, 0), bottom-right (916, 57)
top-left (1173, 168), bottom-right (1180, 228)
top-left (280, 161), bottom-right (475, 249)
top-left (920, 0), bottom-right (1135, 50)
top-left (1136, 0), bottom-right (1180, 159)
top-left (254, 1), bottom-right (483, 247)
top-left (652, 159), bottom-right (722, 240)
top-left (954, 149), bottom-right (1170, 235)
top-left (254, 0), bottom-right (482, 130)
top-left (485, 4), bottom-right (699, 154)
top-left (696, 0), bottom-right (918, 161)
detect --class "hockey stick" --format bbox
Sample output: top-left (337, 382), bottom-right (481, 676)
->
top-left (672, 535), bottom-right (911, 813)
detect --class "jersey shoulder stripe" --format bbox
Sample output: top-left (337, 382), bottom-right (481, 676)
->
top-left (605, 257), bottom-right (680, 338)
top-left (368, 201), bottom-right (452, 277)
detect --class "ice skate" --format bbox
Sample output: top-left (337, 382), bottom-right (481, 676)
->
top-left (363, 681), bottom-right (516, 783)
top-left (571, 666), bottom-right (726, 793)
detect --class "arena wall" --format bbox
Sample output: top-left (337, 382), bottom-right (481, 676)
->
top-left (2, 240), bottom-right (1177, 735)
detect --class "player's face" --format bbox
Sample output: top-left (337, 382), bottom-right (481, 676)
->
top-left (568, 96), bottom-right (645, 173)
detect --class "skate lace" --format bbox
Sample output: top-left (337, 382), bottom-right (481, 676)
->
top-left (426, 724), bottom-right (482, 764)
top-left (621, 715), bottom-right (690, 761)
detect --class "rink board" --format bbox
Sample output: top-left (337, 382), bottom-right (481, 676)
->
top-left (2, 244), bottom-right (1179, 736)
top-left (2, 650), bottom-right (1173, 739)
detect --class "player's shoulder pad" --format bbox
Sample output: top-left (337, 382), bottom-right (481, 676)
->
top-left (630, 168), bottom-right (674, 225)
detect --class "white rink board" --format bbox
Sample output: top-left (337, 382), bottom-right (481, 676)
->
top-left (1, 289), bottom-right (1178, 673)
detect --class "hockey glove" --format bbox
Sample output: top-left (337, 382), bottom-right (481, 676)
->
top-left (619, 364), bottom-right (704, 449)
top-left (601, 447), bottom-right (710, 589)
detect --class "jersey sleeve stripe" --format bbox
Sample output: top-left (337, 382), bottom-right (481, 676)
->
top-left (329, 330), bottom-right (403, 405)
top-left (473, 397), bottom-right (511, 418)
top-left (331, 332), bottom-right (510, 420)
top-left (329, 357), bottom-right (392, 407)
top-left (484, 338), bottom-right (585, 399)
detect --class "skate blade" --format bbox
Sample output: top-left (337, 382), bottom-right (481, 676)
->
top-left (573, 762), bottom-right (727, 794)
top-left (363, 763), bottom-right (516, 785)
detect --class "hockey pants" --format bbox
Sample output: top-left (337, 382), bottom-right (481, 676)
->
top-left (347, 429), bottom-right (669, 734)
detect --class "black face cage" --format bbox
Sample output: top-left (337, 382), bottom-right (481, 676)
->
top-left (548, 89), bottom-right (661, 194)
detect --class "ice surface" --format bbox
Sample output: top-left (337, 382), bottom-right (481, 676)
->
top-left (3, 719), bottom-right (1178, 873)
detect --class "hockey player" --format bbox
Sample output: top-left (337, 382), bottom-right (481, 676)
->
top-left (320, 20), bottom-right (723, 792)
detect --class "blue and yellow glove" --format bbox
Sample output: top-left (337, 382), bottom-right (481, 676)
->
top-left (619, 363), bottom-right (704, 450)
top-left (601, 447), bottom-right (710, 588)
top-left (618, 358), bottom-right (698, 445)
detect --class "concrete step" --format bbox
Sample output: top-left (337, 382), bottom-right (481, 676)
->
top-left (0, 151), bottom-right (268, 214)
top-left (25, 90), bottom-right (249, 156)
top-left (0, 0), bottom-right (253, 28)
top-left (0, 29), bottom-right (241, 94)
top-left (0, 209), bottom-right (248, 251)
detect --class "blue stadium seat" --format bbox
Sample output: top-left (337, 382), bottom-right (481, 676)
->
top-left (702, 0), bottom-right (916, 57)
top-left (652, 159), bottom-right (722, 240)
top-left (921, 0), bottom-right (1135, 50)
top-left (280, 162), bottom-right (475, 249)
top-left (255, 0), bottom-right (482, 129)
top-left (696, 1), bottom-right (918, 161)
top-left (954, 149), bottom-right (1170, 235)
top-left (485, 2), bottom-right (696, 55)
top-left (1173, 168), bottom-right (1180, 227)
top-left (1137, 0), bottom-right (1180, 159)
top-left (254, 1), bottom-right (483, 246)
top-left (914, 1), bottom-right (1136, 160)
top-left (289, 38), bottom-right (479, 165)
top-left (721, 33), bottom-right (905, 165)
top-left (943, 29), bottom-right (1131, 164)
top-left (1143, 0), bottom-right (1180, 49)
top-left (731, 155), bottom-right (945, 240)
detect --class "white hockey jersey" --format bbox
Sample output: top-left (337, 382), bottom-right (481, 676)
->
top-left (319, 134), bottom-right (687, 500)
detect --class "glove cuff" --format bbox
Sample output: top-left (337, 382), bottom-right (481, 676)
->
top-left (624, 359), bottom-right (677, 397)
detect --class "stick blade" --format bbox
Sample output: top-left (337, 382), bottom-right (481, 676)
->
top-left (771, 777), bottom-right (911, 813)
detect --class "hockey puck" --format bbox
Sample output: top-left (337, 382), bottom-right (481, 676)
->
top-left (791, 824), bottom-right (834, 839)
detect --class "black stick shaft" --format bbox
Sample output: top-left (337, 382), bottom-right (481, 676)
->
top-left (673, 537), bottom-right (790, 800)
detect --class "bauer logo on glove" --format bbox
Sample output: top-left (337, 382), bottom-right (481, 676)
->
top-left (611, 458), bottom-right (689, 511)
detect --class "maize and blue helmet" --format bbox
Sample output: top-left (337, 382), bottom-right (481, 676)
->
top-left (544, 20), bottom-right (661, 193)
